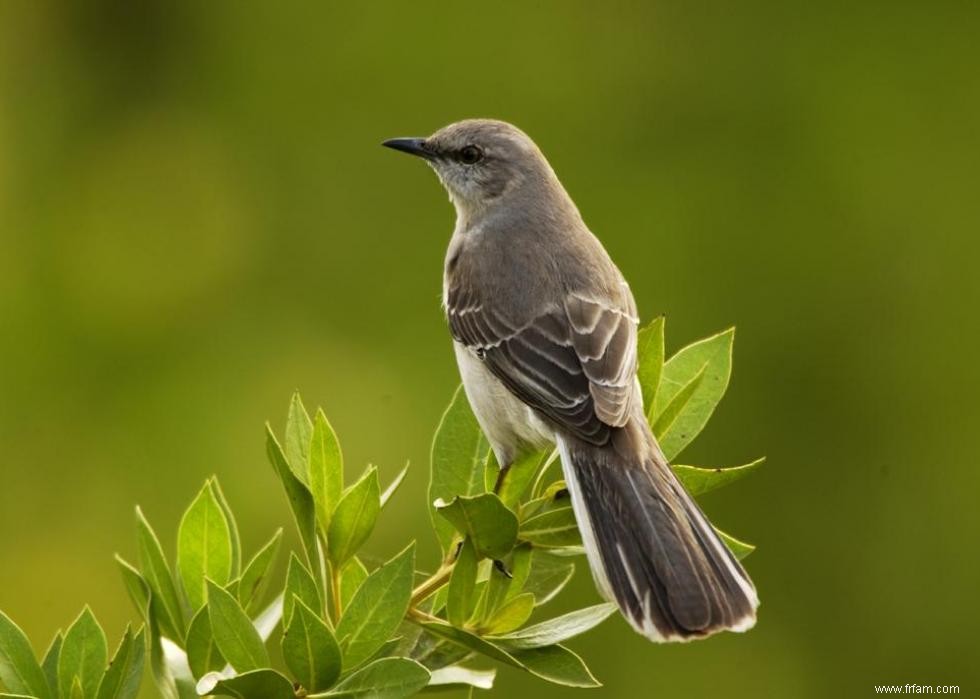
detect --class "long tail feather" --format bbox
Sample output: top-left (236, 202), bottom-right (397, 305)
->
top-left (557, 422), bottom-right (758, 642)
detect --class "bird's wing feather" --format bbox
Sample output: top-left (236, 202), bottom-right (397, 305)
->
top-left (446, 284), bottom-right (638, 445)
top-left (565, 292), bottom-right (638, 427)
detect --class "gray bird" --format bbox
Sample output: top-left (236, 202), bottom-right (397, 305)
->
top-left (383, 119), bottom-right (758, 642)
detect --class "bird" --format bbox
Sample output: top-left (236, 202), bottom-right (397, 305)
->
top-left (382, 119), bottom-right (758, 642)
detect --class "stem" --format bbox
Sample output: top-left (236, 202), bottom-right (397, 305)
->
top-left (316, 534), bottom-right (331, 623)
top-left (410, 564), bottom-right (454, 607)
top-left (406, 607), bottom-right (443, 624)
top-left (330, 562), bottom-right (343, 623)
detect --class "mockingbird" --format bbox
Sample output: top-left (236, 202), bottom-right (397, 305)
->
top-left (383, 119), bottom-right (758, 642)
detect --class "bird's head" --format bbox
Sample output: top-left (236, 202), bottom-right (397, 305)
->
top-left (383, 119), bottom-right (556, 217)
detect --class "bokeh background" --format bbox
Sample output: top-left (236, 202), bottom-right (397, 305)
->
top-left (2, 2), bottom-right (978, 697)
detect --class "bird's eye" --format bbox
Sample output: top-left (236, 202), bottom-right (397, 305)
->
top-left (458, 145), bottom-right (484, 165)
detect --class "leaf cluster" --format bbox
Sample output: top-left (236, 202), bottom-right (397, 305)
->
top-left (0, 608), bottom-right (144, 699)
top-left (0, 319), bottom-right (763, 698)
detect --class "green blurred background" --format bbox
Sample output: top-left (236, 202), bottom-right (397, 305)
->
top-left (2, 1), bottom-right (978, 697)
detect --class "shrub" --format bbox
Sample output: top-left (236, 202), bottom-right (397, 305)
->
top-left (0, 319), bottom-right (762, 698)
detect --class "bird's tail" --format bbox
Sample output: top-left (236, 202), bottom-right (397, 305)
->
top-left (556, 420), bottom-right (758, 642)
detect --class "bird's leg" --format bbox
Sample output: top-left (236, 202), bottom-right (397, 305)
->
top-left (493, 462), bottom-right (512, 494)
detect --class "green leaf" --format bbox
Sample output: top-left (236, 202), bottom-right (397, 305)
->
top-left (41, 632), bottom-right (62, 699)
top-left (114, 556), bottom-right (150, 622)
top-left (540, 480), bottom-right (569, 502)
top-left (135, 507), bottom-right (185, 639)
top-left (529, 450), bottom-right (561, 500)
top-left (196, 668), bottom-right (295, 699)
top-left (503, 544), bottom-right (533, 604)
top-left (252, 593), bottom-right (285, 643)
top-left (58, 607), bottom-right (107, 699)
top-left (523, 552), bottom-right (575, 606)
top-left (637, 315), bottom-right (665, 419)
top-left (412, 622), bottom-right (514, 667)
top-left (266, 425), bottom-right (319, 567)
top-left (210, 477), bottom-right (242, 577)
top-left (146, 598), bottom-right (196, 699)
top-left (434, 494), bottom-right (518, 560)
top-left (145, 600), bottom-right (171, 699)
top-left (380, 462), bottom-right (410, 508)
top-left (488, 603), bottom-right (618, 649)
top-left (521, 480), bottom-right (570, 520)
top-left (95, 626), bottom-right (145, 699)
top-left (467, 579), bottom-right (490, 626)
top-left (237, 529), bottom-right (283, 614)
top-left (426, 586), bottom-right (449, 617)
top-left (429, 386), bottom-right (492, 553)
top-left (398, 627), bottom-right (466, 671)
top-left (652, 365), bottom-right (706, 450)
top-left (205, 580), bottom-right (269, 672)
top-left (311, 657), bottom-right (430, 698)
top-left (536, 545), bottom-right (586, 557)
top-left (413, 622), bottom-right (598, 687)
top-left (184, 607), bottom-right (224, 679)
top-left (281, 598), bottom-right (341, 693)
top-left (673, 457), bottom-right (765, 497)
top-left (0, 610), bottom-right (51, 699)
top-left (283, 553), bottom-right (323, 627)
top-left (497, 450), bottom-right (548, 510)
top-left (716, 527), bottom-right (756, 560)
top-left (446, 538), bottom-right (478, 627)
top-left (177, 480), bottom-right (233, 612)
top-left (338, 557), bottom-right (369, 613)
top-left (509, 645), bottom-right (599, 688)
top-left (518, 506), bottom-right (581, 548)
top-left (327, 466), bottom-right (380, 567)
top-left (427, 665), bottom-right (496, 690)
top-left (285, 391), bottom-right (314, 484)
top-left (360, 637), bottom-right (402, 667)
top-left (483, 450), bottom-right (500, 493)
top-left (336, 543), bottom-right (415, 670)
top-left (651, 327), bottom-right (735, 460)
top-left (310, 408), bottom-right (345, 535)
top-left (481, 560), bottom-right (512, 623)
top-left (479, 593), bottom-right (535, 635)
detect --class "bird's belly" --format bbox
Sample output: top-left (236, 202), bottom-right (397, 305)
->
top-left (453, 342), bottom-right (554, 466)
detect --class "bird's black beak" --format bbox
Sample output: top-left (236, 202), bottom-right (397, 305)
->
top-left (382, 137), bottom-right (434, 160)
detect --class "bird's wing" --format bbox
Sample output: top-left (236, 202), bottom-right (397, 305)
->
top-left (446, 284), bottom-right (639, 446)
